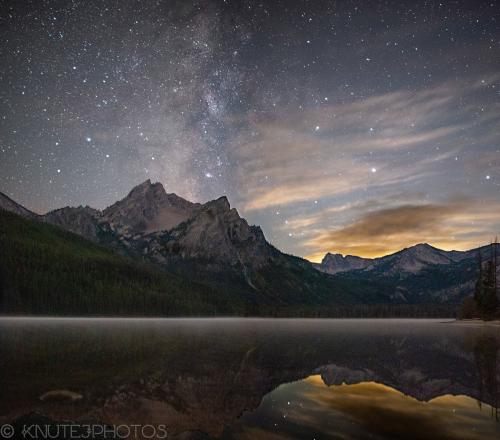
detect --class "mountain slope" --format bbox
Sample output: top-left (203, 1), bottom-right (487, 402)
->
top-left (43, 206), bottom-right (102, 241)
top-left (0, 192), bottom-right (39, 220)
top-left (0, 209), bottom-right (247, 315)
top-left (371, 243), bottom-right (467, 275)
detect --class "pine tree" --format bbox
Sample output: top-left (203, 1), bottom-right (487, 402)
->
top-left (474, 250), bottom-right (485, 312)
top-left (475, 242), bottom-right (499, 320)
top-left (481, 260), bottom-right (498, 320)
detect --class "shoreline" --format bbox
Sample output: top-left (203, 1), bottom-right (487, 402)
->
top-left (0, 316), bottom-right (454, 321)
top-left (449, 319), bottom-right (500, 326)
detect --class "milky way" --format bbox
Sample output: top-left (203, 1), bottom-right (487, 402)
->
top-left (1, 0), bottom-right (499, 259)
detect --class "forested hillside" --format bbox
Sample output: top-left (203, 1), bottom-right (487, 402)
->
top-left (0, 210), bottom-right (247, 316)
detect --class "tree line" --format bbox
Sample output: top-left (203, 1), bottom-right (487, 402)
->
top-left (459, 241), bottom-right (499, 320)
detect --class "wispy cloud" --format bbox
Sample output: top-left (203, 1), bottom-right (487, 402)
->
top-left (233, 78), bottom-right (496, 213)
top-left (228, 75), bottom-right (500, 259)
top-left (304, 198), bottom-right (500, 260)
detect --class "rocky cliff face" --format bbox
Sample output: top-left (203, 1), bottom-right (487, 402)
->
top-left (102, 179), bottom-right (201, 235)
top-left (88, 181), bottom-right (279, 278)
top-left (43, 206), bottom-right (102, 241)
top-left (319, 253), bottom-right (373, 274)
top-left (135, 196), bottom-right (275, 268)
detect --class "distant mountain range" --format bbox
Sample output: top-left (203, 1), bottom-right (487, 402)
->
top-left (315, 242), bottom-right (499, 303)
top-left (1, 180), bottom-right (498, 315)
top-left (315, 243), bottom-right (474, 275)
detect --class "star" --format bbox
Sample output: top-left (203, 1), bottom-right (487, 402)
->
top-left (1, 0), bottom-right (498, 262)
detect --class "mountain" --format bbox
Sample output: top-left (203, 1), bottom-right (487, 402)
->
top-left (368, 243), bottom-right (472, 275)
top-left (1, 182), bottom-right (382, 313)
top-left (0, 192), bottom-right (39, 220)
top-left (316, 243), bottom-right (499, 304)
top-left (0, 181), bottom-right (274, 273)
top-left (0, 208), bottom-right (246, 315)
top-left (119, 193), bottom-right (275, 269)
top-left (316, 243), bottom-right (472, 276)
top-left (43, 205), bottom-right (102, 241)
top-left (102, 179), bottom-right (201, 235)
top-left (1, 181), bottom-right (496, 313)
top-left (316, 253), bottom-right (373, 274)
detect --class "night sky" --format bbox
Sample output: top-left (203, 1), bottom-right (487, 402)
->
top-left (1, 0), bottom-right (499, 260)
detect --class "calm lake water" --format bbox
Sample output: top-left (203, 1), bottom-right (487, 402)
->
top-left (0, 318), bottom-right (499, 439)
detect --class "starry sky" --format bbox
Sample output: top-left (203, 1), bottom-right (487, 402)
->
top-left (1, 0), bottom-right (499, 260)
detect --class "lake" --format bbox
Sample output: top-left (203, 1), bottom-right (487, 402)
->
top-left (0, 318), bottom-right (499, 439)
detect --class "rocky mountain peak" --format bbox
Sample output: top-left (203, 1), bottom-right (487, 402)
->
top-left (127, 179), bottom-right (165, 198)
top-left (202, 196), bottom-right (231, 215)
top-left (102, 180), bottom-right (199, 235)
top-left (320, 252), bottom-right (372, 274)
top-left (410, 242), bottom-right (431, 249)
top-left (321, 252), bottom-right (340, 264)
top-left (381, 243), bottom-right (455, 273)
top-left (403, 243), bottom-right (438, 254)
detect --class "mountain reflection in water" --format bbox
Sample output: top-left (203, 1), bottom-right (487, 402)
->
top-left (224, 378), bottom-right (498, 440)
top-left (0, 318), bottom-right (498, 439)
